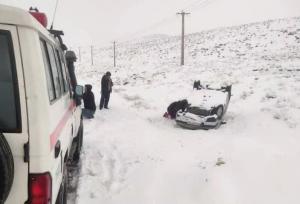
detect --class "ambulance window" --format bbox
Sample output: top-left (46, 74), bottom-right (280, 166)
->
top-left (0, 30), bottom-right (21, 132)
top-left (59, 51), bottom-right (71, 92)
top-left (46, 44), bottom-right (62, 99)
top-left (40, 39), bottom-right (56, 101)
top-left (55, 49), bottom-right (67, 93)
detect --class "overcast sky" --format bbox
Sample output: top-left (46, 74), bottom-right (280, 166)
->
top-left (0, 0), bottom-right (299, 46)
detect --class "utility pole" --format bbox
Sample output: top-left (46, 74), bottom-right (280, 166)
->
top-left (78, 47), bottom-right (81, 62)
top-left (176, 11), bottom-right (190, 66)
top-left (113, 41), bottom-right (116, 67)
top-left (91, 45), bottom-right (94, 65)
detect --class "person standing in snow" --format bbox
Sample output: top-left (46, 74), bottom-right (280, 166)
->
top-left (165, 99), bottom-right (189, 119)
top-left (82, 84), bottom-right (96, 118)
top-left (100, 71), bottom-right (113, 109)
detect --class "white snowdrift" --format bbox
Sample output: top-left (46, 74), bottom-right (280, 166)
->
top-left (70, 17), bottom-right (300, 204)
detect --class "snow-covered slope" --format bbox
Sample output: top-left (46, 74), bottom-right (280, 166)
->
top-left (72, 17), bottom-right (300, 204)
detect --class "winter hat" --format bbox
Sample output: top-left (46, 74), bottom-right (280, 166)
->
top-left (65, 50), bottom-right (77, 62)
top-left (85, 84), bottom-right (92, 91)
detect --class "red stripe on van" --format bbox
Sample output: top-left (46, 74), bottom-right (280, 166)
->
top-left (50, 101), bottom-right (76, 150)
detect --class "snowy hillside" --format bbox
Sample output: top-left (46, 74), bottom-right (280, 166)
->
top-left (71, 17), bottom-right (300, 204)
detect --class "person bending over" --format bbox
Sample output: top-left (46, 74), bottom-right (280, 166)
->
top-left (165, 99), bottom-right (189, 119)
top-left (82, 84), bottom-right (96, 119)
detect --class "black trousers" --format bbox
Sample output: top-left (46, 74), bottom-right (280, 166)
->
top-left (100, 92), bottom-right (110, 109)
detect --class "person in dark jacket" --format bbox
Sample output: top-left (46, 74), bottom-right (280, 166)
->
top-left (193, 80), bottom-right (202, 90)
top-left (166, 99), bottom-right (189, 119)
top-left (100, 71), bottom-right (113, 110)
top-left (82, 84), bottom-right (96, 118)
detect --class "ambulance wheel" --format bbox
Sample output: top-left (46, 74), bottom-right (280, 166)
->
top-left (73, 119), bottom-right (83, 163)
top-left (216, 106), bottom-right (224, 119)
top-left (0, 133), bottom-right (14, 203)
top-left (56, 164), bottom-right (68, 204)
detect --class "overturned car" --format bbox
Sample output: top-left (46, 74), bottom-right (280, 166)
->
top-left (176, 85), bottom-right (232, 130)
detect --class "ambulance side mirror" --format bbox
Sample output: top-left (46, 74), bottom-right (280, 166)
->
top-left (75, 85), bottom-right (84, 97)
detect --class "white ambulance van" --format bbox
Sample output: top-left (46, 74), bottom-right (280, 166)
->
top-left (0, 5), bottom-right (83, 204)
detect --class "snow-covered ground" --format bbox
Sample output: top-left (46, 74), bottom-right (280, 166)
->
top-left (70, 17), bottom-right (300, 204)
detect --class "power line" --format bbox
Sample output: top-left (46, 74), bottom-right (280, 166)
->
top-left (182, 0), bottom-right (208, 10)
top-left (116, 0), bottom-right (217, 43)
top-left (115, 0), bottom-right (202, 42)
top-left (188, 0), bottom-right (218, 12)
top-left (116, 14), bottom-right (178, 42)
top-left (71, 0), bottom-right (219, 66)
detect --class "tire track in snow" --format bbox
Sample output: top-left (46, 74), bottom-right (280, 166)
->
top-left (75, 95), bottom-right (151, 203)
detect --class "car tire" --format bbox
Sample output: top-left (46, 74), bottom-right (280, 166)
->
top-left (55, 163), bottom-right (68, 204)
top-left (72, 119), bottom-right (83, 163)
top-left (215, 105), bottom-right (224, 119)
top-left (0, 133), bottom-right (14, 203)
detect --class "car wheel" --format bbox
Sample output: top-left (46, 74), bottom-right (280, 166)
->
top-left (216, 106), bottom-right (224, 119)
top-left (0, 133), bottom-right (14, 203)
top-left (55, 164), bottom-right (68, 204)
top-left (72, 119), bottom-right (83, 163)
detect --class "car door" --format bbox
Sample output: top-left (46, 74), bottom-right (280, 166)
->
top-left (0, 24), bottom-right (29, 204)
